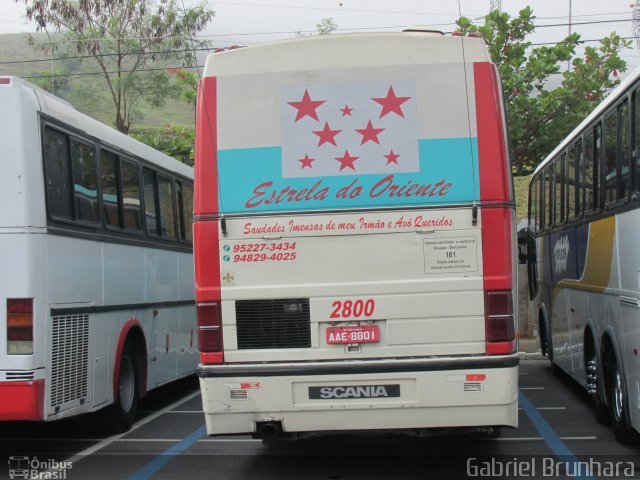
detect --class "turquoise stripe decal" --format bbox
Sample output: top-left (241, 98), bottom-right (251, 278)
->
top-left (217, 137), bottom-right (479, 213)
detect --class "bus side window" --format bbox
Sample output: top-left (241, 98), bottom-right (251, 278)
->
top-left (620, 100), bottom-right (631, 200)
top-left (529, 177), bottom-right (537, 233)
top-left (635, 90), bottom-right (640, 193)
top-left (70, 138), bottom-right (99, 224)
top-left (100, 150), bottom-right (120, 228)
top-left (536, 174), bottom-right (544, 233)
top-left (43, 128), bottom-right (73, 220)
top-left (121, 159), bottom-right (142, 231)
top-left (554, 154), bottom-right (564, 226)
top-left (175, 181), bottom-right (194, 243)
top-left (545, 166), bottom-right (553, 229)
top-left (567, 144), bottom-right (578, 222)
top-left (604, 111), bottom-right (617, 205)
top-left (158, 174), bottom-right (177, 239)
top-left (143, 168), bottom-right (160, 236)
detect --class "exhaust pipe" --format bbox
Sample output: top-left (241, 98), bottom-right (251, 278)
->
top-left (256, 421), bottom-right (282, 439)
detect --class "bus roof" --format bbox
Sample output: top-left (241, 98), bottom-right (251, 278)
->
top-left (203, 31), bottom-right (491, 78)
top-left (0, 76), bottom-right (193, 179)
top-left (532, 64), bottom-right (640, 176)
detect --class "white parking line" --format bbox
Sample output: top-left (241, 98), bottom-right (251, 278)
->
top-left (63, 390), bottom-right (201, 465)
top-left (517, 406), bottom-right (567, 411)
top-left (495, 436), bottom-right (597, 441)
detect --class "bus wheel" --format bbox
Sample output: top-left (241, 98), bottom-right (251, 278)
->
top-left (586, 353), bottom-right (609, 424)
top-left (95, 341), bottom-right (139, 433)
top-left (609, 359), bottom-right (637, 444)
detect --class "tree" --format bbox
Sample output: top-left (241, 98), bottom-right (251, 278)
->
top-left (296, 17), bottom-right (338, 37)
top-left (457, 8), bottom-right (630, 175)
top-left (18, 0), bottom-right (214, 134)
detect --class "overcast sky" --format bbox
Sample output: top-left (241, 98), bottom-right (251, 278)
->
top-left (1, 1), bottom-right (638, 75)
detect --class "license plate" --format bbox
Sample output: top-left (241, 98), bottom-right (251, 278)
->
top-left (326, 325), bottom-right (380, 344)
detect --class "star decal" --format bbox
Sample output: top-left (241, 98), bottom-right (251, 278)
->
top-left (298, 154), bottom-right (315, 169)
top-left (335, 149), bottom-right (359, 171)
top-left (384, 149), bottom-right (400, 165)
top-left (287, 89), bottom-right (326, 122)
top-left (312, 121), bottom-right (342, 147)
top-left (355, 119), bottom-right (385, 145)
top-left (372, 85), bottom-right (411, 118)
top-left (340, 104), bottom-right (353, 116)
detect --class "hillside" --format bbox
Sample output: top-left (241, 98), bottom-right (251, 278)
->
top-left (0, 32), bottom-right (196, 129)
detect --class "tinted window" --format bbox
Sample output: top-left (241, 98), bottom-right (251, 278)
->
top-left (43, 128), bottom-right (72, 219)
top-left (143, 168), bottom-right (159, 236)
top-left (554, 156), bottom-right (564, 225)
top-left (71, 139), bottom-right (99, 223)
top-left (121, 160), bottom-right (142, 231)
top-left (100, 151), bottom-right (120, 228)
top-left (605, 111), bottom-right (617, 205)
top-left (158, 175), bottom-right (176, 238)
top-left (567, 143), bottom-right (578, 222)
top-left (545, 167), bottom-right (553, 228)
top-left (620, 100), bottom-right (631, 199)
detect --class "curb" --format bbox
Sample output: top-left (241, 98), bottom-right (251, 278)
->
top-left (518, 351), bottom-right (544, 360)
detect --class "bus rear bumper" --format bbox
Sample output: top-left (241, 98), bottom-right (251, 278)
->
top-left (0, 379), bottom-right (44, 421)
top-left (198, 355), bottom-right (518, 436)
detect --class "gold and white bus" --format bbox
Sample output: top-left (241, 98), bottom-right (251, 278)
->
top-left (526, 66), bottom-right (640, 444)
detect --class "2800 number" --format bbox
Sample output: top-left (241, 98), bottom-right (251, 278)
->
top-left (330, 299), bottom-right (376, 319)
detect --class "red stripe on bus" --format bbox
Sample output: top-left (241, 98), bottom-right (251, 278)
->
top-left (0, 380), bottom-right (44, 420)
top-left (474, 62), bottom-right (511, 204)
top-left (195, 76), bottom-right (219, 215)
top-left (113, 319), bottom-right (147, 400)
top-left (194, 75), bottom-right (222, 304)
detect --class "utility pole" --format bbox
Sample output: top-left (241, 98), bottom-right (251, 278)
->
top-left (489, 0), bottom-right (501, 12)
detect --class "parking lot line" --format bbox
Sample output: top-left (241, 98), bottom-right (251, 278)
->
top-left (519, 390), bottom-right (594, 480)
top-left (128, 425), bottom-right (206, 480)
top-left (62, 390), bottom-right (201, 467)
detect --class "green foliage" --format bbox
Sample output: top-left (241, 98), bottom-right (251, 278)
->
top-left (166, 68), bottom-right (198, 106)
top-left (458, 8), bottom-right (630, 175)
top-left (30, 67), bottom-right (70, 95)
top-left (296, 17), bottom-right (338, 37)
top-left (130, 124), bottom-right (195, 166)
top-left (18, 0), bottom-right (214, 134)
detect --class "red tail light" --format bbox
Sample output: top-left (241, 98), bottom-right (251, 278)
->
top-left (485, 291), bottom-right (515, 355)
top-left (7, 298), bottom-right (33, 355)
top-left (197, 302), bottom-right (223, 363)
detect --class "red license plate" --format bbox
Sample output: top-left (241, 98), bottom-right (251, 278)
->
top-left (326, 325), bottom-right (380, 344)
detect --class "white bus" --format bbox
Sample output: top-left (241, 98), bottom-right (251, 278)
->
top-left (0, 76), bottom-right (196, 432)
top-left (194, 30), bottom-right (518, 439)
top-left (526, 65), bottom-right (640, 444)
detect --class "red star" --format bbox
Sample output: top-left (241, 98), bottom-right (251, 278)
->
top-left (287, 89), bottom-right (326, 122)
top-left (340, 104), bottom-right (353, 116)
top-left (312, 121), bottom-right (342, 147)
top-left (372, 86), bottom-right (411, 118)
top-left (355, 119), bottom-right (385, 145)
top-left (384, 149), bottom-right (400, 165)
top-left (335, 149), bottom-right (359, 171)
top-left (298, 154), bottom-right (315, 169)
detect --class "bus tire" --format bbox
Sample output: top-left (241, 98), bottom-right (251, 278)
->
top-left (95, 340), bottom-right (139, 434)
top-left (586, 344), bottom-right (609, 424)
top-left (609, 358), bottom-right (637, 444)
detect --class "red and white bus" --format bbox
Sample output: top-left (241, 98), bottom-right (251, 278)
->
top-left (0, 77), bottom-right (197, 432)
top-left (194, 30), bottom-right (518, 439)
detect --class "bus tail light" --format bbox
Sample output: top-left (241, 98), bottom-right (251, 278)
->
top-left (197, 302), bottom-right (224, 363)
top-left (484, 291), bottom-right (515, 355)
top-left (7, 298), bottom-right (33, 355)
